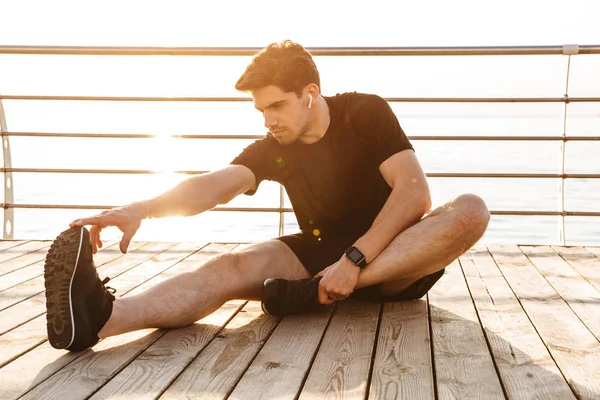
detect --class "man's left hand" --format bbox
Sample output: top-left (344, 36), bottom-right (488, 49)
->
top-left (315, 256), bottom-right (361, 304)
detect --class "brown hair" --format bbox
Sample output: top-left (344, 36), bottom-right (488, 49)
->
top-left (235, 40), bottom-right (321, 96)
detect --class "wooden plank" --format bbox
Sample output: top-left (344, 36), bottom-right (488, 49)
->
top-left (20, 243), bottom-right (238, 400)
top-left (489, 245), bottom-right (600, 400)
top-left (522, 246), bottom-right (600, 342)
top-left (0, 241), bottom-right (197, 368)
top-left (428, 260), bottom-right (505, 399)
top-left (461, 249), bottom-right (575, 400)
top-left (0, 241), bottom-right (47, 265)
top-left (299, 300), bottom-right (379, 400)
top-left (0, 240), bottom-right (28, 252)
top-left (160, 301), bottom-right (279, 400)
top-left (230, 305), bottom-right (335, 399)
top-left (0, 241), bottom-right (214, 400)
top-left (0, 240), bottom-right (117, 283)
top-left (0, 241), bottom-right (148, 312)
top-left (0, 241), bottom-right (148, 335)
top-left (0, 263), bottom-right (44, 292)
top-left (587, 247), bottom-right (600, 257)
top-left (368, 300), bottom-right (434, 400)
top-left (553, 246), bottom-right (600, 293)
top-left (0, 242), bottom-right (50, 279)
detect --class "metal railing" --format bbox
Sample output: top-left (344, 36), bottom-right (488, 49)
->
top-left (1, 44), bottom-right (599, 242)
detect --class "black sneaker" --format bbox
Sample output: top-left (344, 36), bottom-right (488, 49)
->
top-left (44, 226), bottom-right (116, 351)
top-left (261, 277), bottom-right (321, 316)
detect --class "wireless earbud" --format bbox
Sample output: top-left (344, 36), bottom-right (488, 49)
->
top-left (308, 94), bottom-right (313, 109)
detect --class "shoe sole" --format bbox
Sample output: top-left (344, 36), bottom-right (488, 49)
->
top-left (44, 226), bottom-right (85, 349)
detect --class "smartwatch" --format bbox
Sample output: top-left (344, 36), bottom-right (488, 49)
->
top-left (345, 246), bottom-right (367, 268)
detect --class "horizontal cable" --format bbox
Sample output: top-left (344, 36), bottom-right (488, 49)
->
top-left (427, 173), bottom-right (600, 179)
top-left (2, 95), bottom-right (600, 103)
top-left (4, 132), bottom-right (265, 139)
top-left (1, 168), bottom-right (207, 174)
top-left (0, 204), bottom-right (293, 212)
top-left (2, 168), bottom-right (600, 179)
top-left (1, 45), bottom-right (600, 56)
top-left (4, 132), bottom-right (600, 142)
top-left (1, 203), bottom-right (598, 217)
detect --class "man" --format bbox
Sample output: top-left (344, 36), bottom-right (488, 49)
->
top-left (44, 40), bottom-right (490, 352)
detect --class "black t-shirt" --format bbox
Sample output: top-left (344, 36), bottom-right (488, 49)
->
top-left (231, 92), bottom-right (414, 241)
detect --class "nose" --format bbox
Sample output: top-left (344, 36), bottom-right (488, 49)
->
top-left (263, 111), bottom-right (277, 129)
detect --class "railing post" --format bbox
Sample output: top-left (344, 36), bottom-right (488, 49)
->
top-left (0, 98), bottom-right (14, 239)
top-left (559, 46), bottom-right (577, 245)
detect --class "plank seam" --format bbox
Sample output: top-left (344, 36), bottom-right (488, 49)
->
top-left (487, 245), bottom-right (578, 399)
top-left (520, 246), bottom-right (600, 343)
top-left (363, 302), bottom-right (383, 400)
top-left (219, 313), bottom-right (283, 399)
top-left (293, 303), bottom-right (338, 400)
top-left (0, 245), bottom-right (52, 278)
top-left (555, 246), bottom-right (600, 295)
top-left (427, 293), bottom-right (439, 400)
top-left (84, 330), bottom-right (170, 400)
top-left (0, 335), bottom-right (49, 372)
top-left (457, 256), bottom-right (509, 399)
top-left (152, 301), bottom-right (250, 400)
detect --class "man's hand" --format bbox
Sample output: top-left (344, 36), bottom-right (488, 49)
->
top-left (315, 256), bottom-right (361, 305)
top-left (69, 204), bottom-right (145, 254)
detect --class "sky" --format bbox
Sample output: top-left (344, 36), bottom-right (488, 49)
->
top-left (1, 0), bottom-right (599, 47)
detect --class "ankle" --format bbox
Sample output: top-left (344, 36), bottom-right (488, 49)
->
top-left (97, 298), bottom-right (122, 339)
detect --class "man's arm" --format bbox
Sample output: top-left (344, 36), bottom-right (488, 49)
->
top-left (316, 150), bottom-right (430, 303)
top-left (353, 150), bottom-right (431, 263)
top-left (71, 165), bottom-right (256, 253)
top-left (132, 165), bottom-right (256, 219)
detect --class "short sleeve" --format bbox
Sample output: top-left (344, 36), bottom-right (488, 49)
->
top-left (350, 94), bottom-right (414, 167)
top-left (230, 136), bottom-right (278, 195)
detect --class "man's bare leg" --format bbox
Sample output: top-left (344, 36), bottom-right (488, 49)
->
top-left (98, 240), bottom-right (310, 339)
top-left (355, 193), bottom-right (490, 295)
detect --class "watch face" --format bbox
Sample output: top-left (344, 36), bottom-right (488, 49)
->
top-left (348, 247), bottom-right (363, 262)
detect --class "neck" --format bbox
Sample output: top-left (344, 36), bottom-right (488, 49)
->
top-left (299, 95), bottom-right (330, 144)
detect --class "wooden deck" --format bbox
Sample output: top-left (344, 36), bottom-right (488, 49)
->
top-left (0, 241), bottom-right (599, 399)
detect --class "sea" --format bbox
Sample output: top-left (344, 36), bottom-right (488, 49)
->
top-left (0, 53), bottom-right (599, 245)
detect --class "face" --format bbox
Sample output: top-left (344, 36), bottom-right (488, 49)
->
top-left (252, 85), bottom-right (312, 145)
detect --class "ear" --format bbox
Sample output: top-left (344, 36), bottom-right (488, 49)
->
top-left (306, 83), bottom-right (320, 99)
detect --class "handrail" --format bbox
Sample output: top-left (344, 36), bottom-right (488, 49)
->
top-left (2, 168), bottom-right (600, 179)
top-left (2, 95), bottom-right (599, 103)
top-left (4, 132), bottom-right (600, 141)
top-left (1, 44), bottom-right (600, 56)
top-left (2, 203), bottom-right (599, 217)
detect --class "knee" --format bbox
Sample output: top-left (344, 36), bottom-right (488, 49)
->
top-left (452, 193), bottom-right (490, 236)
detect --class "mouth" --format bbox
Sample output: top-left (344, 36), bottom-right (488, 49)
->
top-left (270, 129), bottom-right (286, 137)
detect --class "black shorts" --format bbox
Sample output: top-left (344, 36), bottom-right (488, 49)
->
top-left (276, 232), bottom-right (445, 303)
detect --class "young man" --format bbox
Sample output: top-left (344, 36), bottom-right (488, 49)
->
top-left (44, 40), bottom-right (490, 351)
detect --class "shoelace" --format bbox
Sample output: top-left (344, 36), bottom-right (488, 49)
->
top-left (101, 276), bottom-right (117, 294)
